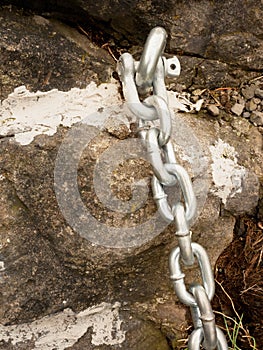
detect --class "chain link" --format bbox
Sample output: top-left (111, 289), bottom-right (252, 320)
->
top-left (117, 26), bottom-right (228, 350)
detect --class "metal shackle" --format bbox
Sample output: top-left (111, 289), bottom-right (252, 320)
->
top-left (136, 27), bottom-right (167, 94)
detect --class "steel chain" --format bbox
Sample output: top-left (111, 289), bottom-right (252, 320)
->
top-left (117, 27), bottom-right (228, 350)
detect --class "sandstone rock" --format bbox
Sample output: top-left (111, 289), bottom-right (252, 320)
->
top-left (104, 115), bottom-right (131, 140)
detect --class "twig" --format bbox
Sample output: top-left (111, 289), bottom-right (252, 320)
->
top-left (214, 87), bottom-right (238, 91)
top-left (78, 25), bottom-right (90, 38)
top-left (249, 75), bottom-right (263, 82)
top-left (208, 90), bottom-right (222, 107)
top-left (101, 43), bottom-right (118, 62)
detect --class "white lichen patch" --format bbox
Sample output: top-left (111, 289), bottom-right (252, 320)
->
top-left (168, 90), bottom-right (203, 112)
top-left (0, 81), bottom-right (122, 145)
top-left (0, 302), bottom-right (125, 349)
top-left (209, 139), bottom-right (247, 204)
top-left (0, 82), bottom-right (204, 146)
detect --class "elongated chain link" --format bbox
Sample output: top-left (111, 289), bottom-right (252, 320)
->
top-left (117, 27), bottom-right (228, 350)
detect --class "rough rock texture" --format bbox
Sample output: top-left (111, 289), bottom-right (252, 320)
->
top-left (0, 6), bottom-right (114, 100)
top-left (2, 1), bottom-right (263, 89)
top-left (0, 103), bottom-right (261, 349)
top-left (0, 5), bottom-right (262, 350)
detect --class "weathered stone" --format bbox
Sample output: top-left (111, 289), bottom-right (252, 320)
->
top-left (104, 116), bottom-right (131, 140)
top-left (207, 104), bottom-right (220, 117)
top-left (250, 111), bottom-right (263, 126)
top-left (179, 56), bottom-right (244, 89)
top-left (0, 5), bottom-right (262, 349)
top-left (231, 102), bottom-right (244, 116)
top-left (0, 6), bottom-right (114, 100)
top-left (0, 307), bottom-right (170, 350)
top-left (2, 1), bottom-right (263, 88)
top-left (224, 170), bottom-right (260, 215)
top-left (1, 94), bottom-right (261, 348)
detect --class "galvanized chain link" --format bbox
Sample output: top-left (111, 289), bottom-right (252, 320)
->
top-left (117, 27), bottom-right (228, 350)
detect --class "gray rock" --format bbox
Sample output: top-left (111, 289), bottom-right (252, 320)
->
top-left (241, 84), bottom-right (257, 99)
top-left (0, 7), bottom-right (114, 100)
top-left (231, 103), bottom-right (244, 116)
top-left (1, 1), bottom-right (263, 89)
top-left (207, 104), bottom-right (220, 116)
top-left (250, 111), bottom-right (263, 126)
top-left (255, 88), bottom-right (263, 99)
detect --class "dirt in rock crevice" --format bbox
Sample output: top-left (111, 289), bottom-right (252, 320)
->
top-left (214, 216), bottom-right (263, 349)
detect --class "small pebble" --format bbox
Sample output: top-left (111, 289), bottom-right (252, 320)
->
top-left (207, 104), bottom-right (220, 116)
top-left (255, 88), bottom-right (263, 99)
top-left (245, 99), bottom-right (257, 112)
top-left (231, 103), bottom-right (244, 116)
top-left (250, 111), bottom-right (263, 126)
top-left (252, 97), bottom-right (261, 105)
top-left (242, 111), bottom-right (251, 119)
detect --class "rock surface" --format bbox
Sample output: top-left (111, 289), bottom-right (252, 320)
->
top-left (2, 1), bottom-right (263, 89)
top-left (0, 86), bottom-right (261, 348)
top-left (0, 6), bottom-right (114, 101)
top-left (0, 5), bottom-right (262, 350)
